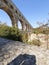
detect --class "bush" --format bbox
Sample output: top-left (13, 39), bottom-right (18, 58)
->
top-left (0, 24), bottom-right (9, 37)
top-left (28, 39), bottom-right (41, 46)
top-left (0, 24), bottom-right (22, 42)
top-left (6, 27), bottom-right (19, 40)
top-left (0, 23), bottom-right (29, 43)
top-left (21, 32), bottom-right (28, 43)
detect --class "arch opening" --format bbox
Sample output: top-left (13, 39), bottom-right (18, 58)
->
top-left (18, 20), bottom-right (22, 30)
top-left (0, 9), bottom-right (12, 27)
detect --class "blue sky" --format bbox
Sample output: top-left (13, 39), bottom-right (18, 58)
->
top-left (0, 0), bottom-right (49, 28)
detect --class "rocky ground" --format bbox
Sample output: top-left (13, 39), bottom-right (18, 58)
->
top-left (0, 38), bottom-right (49, 65)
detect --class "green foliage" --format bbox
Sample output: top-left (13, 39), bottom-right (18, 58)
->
top-left (0, 23), bottom-right (29, 42)
top-left (28, 39), bottom-right (41, 46)
top-left (0, 24), bottom-right (22, 42)
top-left (32, 27), bottom-right (49, 34)
top-left (6, 27), bottom-right (19, 41)
top-left (21, 32), bottom-right (28, 43)
top-left (0, 24), bottom-right (9, 36)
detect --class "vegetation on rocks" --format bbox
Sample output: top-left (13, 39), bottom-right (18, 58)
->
top-left (0, 23), bottom-right (28, 43)
top-left (28, 39), bottom-right (41, 46)
top-left (32, 27), bottom-right (49, 34)
top-left (0, 23), bottom-right (22, 41)
top-left (32, 23), bottom-right (49, 48)
top-left (21, 32), bottom-right (28, 43)
top-left (0, 22), bottom-right (49, 47)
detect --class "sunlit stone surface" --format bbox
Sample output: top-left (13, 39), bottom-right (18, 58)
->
top-left (0, 38), bottom-right (49, 65)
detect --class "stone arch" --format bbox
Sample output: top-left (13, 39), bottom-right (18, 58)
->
top-left (0, 0), bottom-right (33, 32)
top-left (0, 1), bottom-right (17, 27)
top-left (0, 9), bottom-right (12, 26)
top-left (19, 19), bottom-right (26, 31)
top-left (18, 20), bottom-right (22, 30)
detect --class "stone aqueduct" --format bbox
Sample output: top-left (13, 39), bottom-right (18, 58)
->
top-left (0, 0), bottom-right (33, 32)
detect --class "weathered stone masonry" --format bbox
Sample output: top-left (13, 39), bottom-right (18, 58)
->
top-left (0, 0), bottom-right (33, 32)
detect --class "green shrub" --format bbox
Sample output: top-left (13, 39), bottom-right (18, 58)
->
top-left (21, 32), bottom-right (28, 43)
top-left (0, 24), bottom-right (9, 37)
top-left (28, 39), bottom-right (41, 46)
top-left (6, 27), bottom-right (23, 41)
top-left (0, 23), bottom-right (28, 43)
top-left (0, 24), bottom-right (22, 41)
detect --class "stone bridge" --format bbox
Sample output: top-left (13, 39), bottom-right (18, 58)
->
top-left (0, 0), bottom-right (33, 32)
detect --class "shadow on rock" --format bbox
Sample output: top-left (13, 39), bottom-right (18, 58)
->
top-left (7, 54), bottom-right (36, 65)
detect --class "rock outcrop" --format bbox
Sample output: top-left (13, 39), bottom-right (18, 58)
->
top-left (0, 38), bottom-right (49, 65)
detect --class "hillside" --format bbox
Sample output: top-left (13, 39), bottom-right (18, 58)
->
top-left (32, 26), bottom-right (49, 34)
